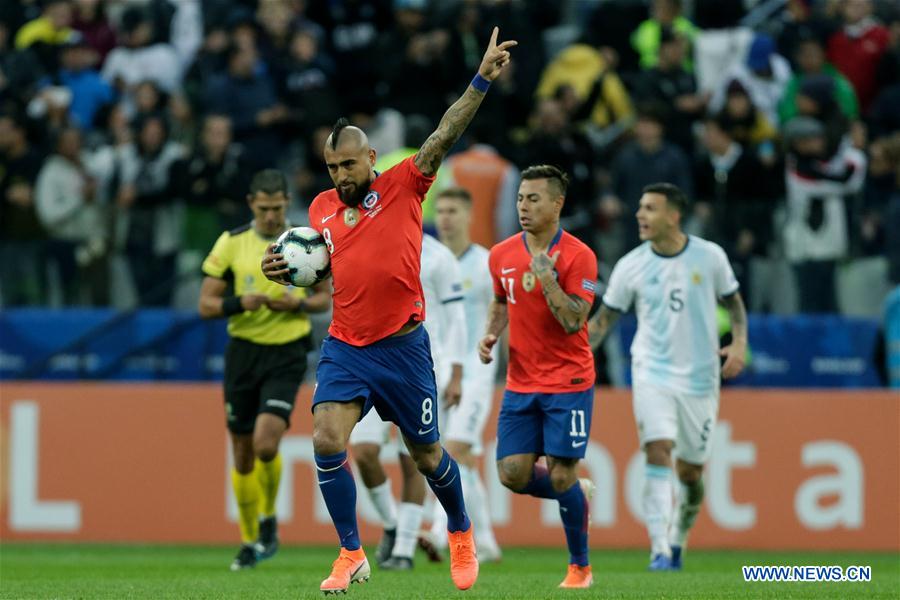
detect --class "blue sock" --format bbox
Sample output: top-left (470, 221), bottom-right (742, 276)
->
top-left (520, 464), bottom-right (557, 499)
top-left (558, 481), bottom-right (590, 567)
top-left (425, 449), bottom-right (470, 533)
top-left (315, 451), bottom-right (360, 550)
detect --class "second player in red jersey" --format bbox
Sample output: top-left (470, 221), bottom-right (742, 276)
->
top-left (479, 165), bottom-right (598, 590)
top-left (489, 228), bottom-right (596, 393)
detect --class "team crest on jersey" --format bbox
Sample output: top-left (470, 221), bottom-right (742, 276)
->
top-left (522, 271), bottom-right (536, 292)
top-left (692, 270), bottom-right (702, 285)
top-left (344, 207), bottom-right (359, 227)
top-left (362, 190), bottom-right (380, 210)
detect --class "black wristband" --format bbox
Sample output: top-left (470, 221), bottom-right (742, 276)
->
top-left (222, 295), bottom-right (243, 316)
top-left (295, 298), bottom-right (307, 313)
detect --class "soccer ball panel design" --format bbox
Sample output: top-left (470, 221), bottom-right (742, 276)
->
top-left (273, 226), bottom-right (331, 287)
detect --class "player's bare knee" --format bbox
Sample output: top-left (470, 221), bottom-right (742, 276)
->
top-left (253, 438), bottom-right (279, 462)
top-left (351, 443), bottom-right (380, 468)
top-left (312, 426), bottom-right (345, 456)
top-left (677, 461), bottom-right (703, 484)
top-left (498, 459), bottom-right (529, 491)
top-left (645, 440), bottom-right (673, 466)
top-left (549, 467), bottom-right (576, 493)
top-left (409, 443), bottom-right (442, 474)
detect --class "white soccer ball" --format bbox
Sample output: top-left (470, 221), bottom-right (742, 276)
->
top-left (273, 226), bottom-right (331, 287)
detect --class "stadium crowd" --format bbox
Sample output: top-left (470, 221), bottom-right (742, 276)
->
top-left (0, 0), bottom-right (897, 315)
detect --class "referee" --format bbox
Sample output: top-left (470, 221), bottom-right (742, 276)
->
top-left (199, 169), bottom-right (330, 571)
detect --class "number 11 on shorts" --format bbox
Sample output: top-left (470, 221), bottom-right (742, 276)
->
top-left (569, 409), bottom-right (586, 437)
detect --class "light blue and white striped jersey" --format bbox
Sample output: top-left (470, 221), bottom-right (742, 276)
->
top-left (421, 234), bottom-right (466, 374)
top-left (457, 243), bottom-right (497, 378)
top-left (603, 236), bottom-right (739, 394)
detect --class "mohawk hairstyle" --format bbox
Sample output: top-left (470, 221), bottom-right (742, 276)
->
top-left (331, 117), bottom-right (351, 150)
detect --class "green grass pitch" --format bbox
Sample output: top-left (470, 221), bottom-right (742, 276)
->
top-left (1, 544), bottom-right (897, 599)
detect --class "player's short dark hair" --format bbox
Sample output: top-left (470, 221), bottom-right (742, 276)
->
top-left (331, 117), bottom-right (351, 150)
top-left (249, 169), bottom-right (288, 197)
top-left (642, 182), bottom-right (689, 213)
top-left (521, 164), bottom-right (569, 197)
top-left (436, 187), bottom-right (472, 205)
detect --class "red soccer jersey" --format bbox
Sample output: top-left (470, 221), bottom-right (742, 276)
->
top-left (489, 229), bottom-right (598, 393)
top-left (308, 156), bottom-right (435, 346)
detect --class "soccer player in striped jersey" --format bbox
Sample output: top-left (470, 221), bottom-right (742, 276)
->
top-left (588, 183), bottom-right (748, 571)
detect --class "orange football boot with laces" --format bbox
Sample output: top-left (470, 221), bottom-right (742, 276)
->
top-left (448, 525), bottom-right (479, 590)
top-left (559, 564), bottom-right (593, 588)
top-left (320, 547), bottom-right (370, 595)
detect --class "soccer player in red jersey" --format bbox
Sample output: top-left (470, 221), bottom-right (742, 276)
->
top-left (262, 28), bottom-right (516, 595)
top-left (478, 165), bottom-right (598, 589)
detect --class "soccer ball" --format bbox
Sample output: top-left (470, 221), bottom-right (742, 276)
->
top-left (273, 226), bottom-right (331, 287)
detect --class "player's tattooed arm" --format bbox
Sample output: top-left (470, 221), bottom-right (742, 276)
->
top-left (540, 276), bottom-right (591, 334)
top-left (719, 291), bottom-right (748, 379)
top-left (478, 298), bottom-right (509, 364)
top-left (587, 305), bottom-right (621, 350)
top-left (414, 27), bottom-right (516, 176)
top-left (531, 251), bottom-right (590, 334)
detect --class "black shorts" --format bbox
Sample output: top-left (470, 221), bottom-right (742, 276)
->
top-left (223, 336), bottom-right (310, 434)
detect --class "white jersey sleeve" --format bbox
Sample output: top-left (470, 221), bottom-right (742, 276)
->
top-left (602, 256), bottom-right (635, 312)
top-left (422, 235), bottom-right (466, 369)
top-left (711, 243), bottom-right (740, 298)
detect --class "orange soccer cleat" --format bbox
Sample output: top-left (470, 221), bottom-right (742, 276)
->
top-left (448, 525), bottom-right (479, 590)
top-left (559, 564), bottom-right (593, 589)
top-left (320, 547), bottom-right (370, 595)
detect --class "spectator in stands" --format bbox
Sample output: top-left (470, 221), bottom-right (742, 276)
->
top-left (204, 43), bottom-right (286, 170)
top-left (602, 105), bottom-right (693, 257)
top-left (717, 80), bottom-right (779, 166)
top-left (776, 0), bottom-right (836, 70)
top-left (132, 80), bottom-right (166, 123)
top-left (376, 0), bottom-right (458, 123)
top-left (693, 115), bottom-right (774, 306)
top-left (860, 133), bottom-right (900, 258)
top-left (14, 0), bottom-right (74, 51)
top-left (71, 0), bottom-right (116, 66)
top-left (521, 98), bottom-right (596, 245)
top-left (45, 37), bottom-right (114, 131)
top-left (535, 42), bottom-right (634, 136)
top-left (171, 114), bottom-right (250, 253)
top-left (631, 0), bottom-right (697, 71)
top-left (0, 113), bottom-right (46, 306)
top-left (181, 23), bottom-right (229, 111)
top-left (101, 7), bottom-right (181, 96)
top-left (276, 25), bottom-right (339, 142)
top-left (633, 27), bottom-right (706, 154)
top-left (116, 115), bottom-right (185, 306)
top-left (868, 12), bottom-right (900, 137)
top-left (827, 0), bottom-right (889, 112)
top-left (792, 74), bottom-right (853, 156)
top-left (35, 125), bottom-right (108, 305)
top-left (783, 116), bottom-right (866, 313)
top-left (779, 35), bottom-right (859, 125)
top-left (710, 33), bottom-right (792, 126)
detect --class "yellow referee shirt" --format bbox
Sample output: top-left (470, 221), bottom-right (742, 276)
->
top-left (202, 223), bottom-right (311, 345)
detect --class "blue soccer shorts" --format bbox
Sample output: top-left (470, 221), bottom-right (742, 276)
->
top-left (312, 325), bottom-right (440, 446)
top-left (496, 388), bottom-right (594, 460)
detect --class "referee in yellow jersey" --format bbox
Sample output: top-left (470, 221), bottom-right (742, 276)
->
top-left (199, 169), bottom-right (331, 571)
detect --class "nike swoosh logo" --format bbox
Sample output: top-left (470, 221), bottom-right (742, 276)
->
top-left (318, 478), bottom-right (335, 485)
top-left (321, 213), bottom-right (337, 223)
top-left (418, 426), bottom-right (435, 435)
top-left (501, 267), bottom-right (516, 274)
top-left (571, 440), bottom-right (587, 448)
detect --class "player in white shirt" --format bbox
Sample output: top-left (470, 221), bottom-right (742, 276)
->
top-left (350, 234), bottom-right (466, 570)
top-left (427, 187), bottom-right (502, 562)
top-left (588, 183), bottom-right (748, 571)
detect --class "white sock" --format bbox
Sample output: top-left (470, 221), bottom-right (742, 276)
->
top-left (392, 502), bottom-right (424, 559)
top-left (669, 479), bottom-right (704, 548)
top-left (643, 464), bottom-right (673, 557)
top-left (430, 497), bottom-right (449, 548)
top-left (367, 479), bottom-right (398, 531)
top-left (459, 465), bottom-right (499, 552)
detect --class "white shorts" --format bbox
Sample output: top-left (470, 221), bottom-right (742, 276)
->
top-left (632, 380), bottom-right (719, 464)
top-left (441, 368), bottom-right (494, 454)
